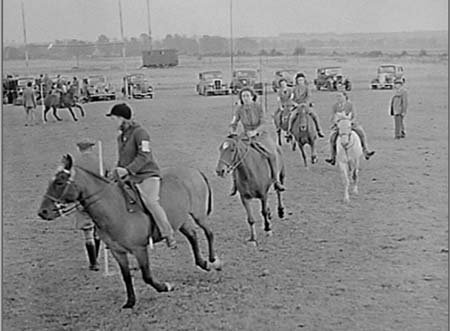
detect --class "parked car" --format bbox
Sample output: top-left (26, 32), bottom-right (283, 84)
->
top-left (230, 69), bottom-right (263, 95)
top-left (196, 71), bottom-right (229, 96)
top-left (84, 75), bottom-right (116, 102)
top-left (272, 69), bottom-right (297, 92)
top-left (370, 64), bottom-right (405, 89)
top-left (314, 67), bottom-right (352, 91)
top-left (3, 75), bottom-right (18, 104)
top-left (123, 74), bottom-right (154, 99)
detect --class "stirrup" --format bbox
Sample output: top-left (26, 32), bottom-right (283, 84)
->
top-left (274, 182), bottom-right (285, 192)
top-left (325, 157), bottom-right (335, 166)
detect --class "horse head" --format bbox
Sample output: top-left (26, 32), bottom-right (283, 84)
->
top-left (336, 115), bottom-right (353, 147)
top-left (296, 103), bottom-right (309, 132)
top-left (38, 154), bottom-right (80, 220)
top-left (215, 134), bottom-right (246, 177)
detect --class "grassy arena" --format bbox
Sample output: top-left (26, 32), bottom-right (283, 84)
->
top-left (3, 55), bottom-right (448, 330)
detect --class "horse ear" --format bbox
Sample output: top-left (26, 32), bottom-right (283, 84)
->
top-left (62, 153), bottom-right (73, 170)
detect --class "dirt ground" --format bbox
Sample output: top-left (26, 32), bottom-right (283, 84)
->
top-left (3, 55), bottom-right (448, 331)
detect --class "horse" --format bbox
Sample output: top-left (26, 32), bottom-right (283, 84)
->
top-left (37, 154), bottom-right (222, 309)
top-left (273, 106), bottom-right (295, 150)
top-left (215, 134), bottom-right (285, 245)
top-left (43, 86), bottom-right (85, 122)
top-left (290, 103), bottom-right (318, 168)
top-left (335, 113), bottom-right (363, 202)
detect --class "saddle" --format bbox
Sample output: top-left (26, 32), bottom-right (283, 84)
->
top-left (116, 178), bottom-right (149, 215)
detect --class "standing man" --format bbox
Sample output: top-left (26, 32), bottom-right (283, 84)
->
top-left (106, 103), bottom-right (177, 248)
top-left (23, 81), bottom-right (37, 126)
top-left (72, 76), bottom-right (80, 101)
top-left (390, 79), bottom-right (408, 139)
top-left (74, 138), bottom-right (101, 271)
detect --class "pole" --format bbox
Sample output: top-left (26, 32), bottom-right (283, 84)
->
top-left (40, 82), bottom-right (45, 123)
top-left (229, 0), bottom-right (234, 118)
top-left (118, 0), bottom-right (127, 83)
top-left (20, 0), bottom-right (30, 74)
top-left (145, 0), bottom-right (152, 51)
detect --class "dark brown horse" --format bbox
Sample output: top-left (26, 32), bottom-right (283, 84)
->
top-left (290, 103), bottom-right (318, 168)
top-left (43, 86), bottom-right (85, 122)
top-left (38, 154), bottom-right (221, 309)
top-left (215, 134), bottom-right (285, 245)
top-left (273, 107), bottom-right (295, 150)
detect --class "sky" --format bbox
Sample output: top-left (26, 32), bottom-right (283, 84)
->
top-left (2, 0), bottom-right (448, 44)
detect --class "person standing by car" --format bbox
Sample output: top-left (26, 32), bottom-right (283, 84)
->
top-left (287, 73), bottom-right (325, 138)
top-left (23, 81), bottom-right (37, 126)
top-left (390, 79), bottom-right (408, 139)
top-left (106, 103), bottom-right (177, 248)
top-left (71, 76), bottom-right (80, 101)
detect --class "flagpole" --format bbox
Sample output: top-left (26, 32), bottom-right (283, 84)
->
top-left (145, 0), bottom-right (152, 51)
top-left (118, 0), bottom-right (127, 83)
top-left (229, 0), bottom-right (234, 118)
top-left (20, 0), bottom-right (30, 75)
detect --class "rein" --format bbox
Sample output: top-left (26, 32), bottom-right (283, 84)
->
top-left (219, 138), bottom-right (251, 174)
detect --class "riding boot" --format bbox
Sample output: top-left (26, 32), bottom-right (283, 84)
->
top-left (94, 238), bottom-right (101, 260)
top-left (309, 111), bottom-right (325, 138)
top-left (353, 127), bottom-right (375, 160)
top-left (325, 131), bottom-right (338, 166)
top-left (85, 242), bottom-right (99, 271)
top-left (266, 155), bottom-right (285, 191)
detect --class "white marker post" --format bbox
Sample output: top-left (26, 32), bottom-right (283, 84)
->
top-left (40, 82), bottom-right (45, 123)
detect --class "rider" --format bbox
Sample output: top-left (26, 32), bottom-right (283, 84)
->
top-left (106, 103), bottom-right (177, 248)
top-left (74, 138), bottom-right (101, 271)
top-left (325, 91), bottom-right (375, 165)
top-left (287, 73), bottom-right (325, 138)
top-left (229, 87), bottom-right (285, 195)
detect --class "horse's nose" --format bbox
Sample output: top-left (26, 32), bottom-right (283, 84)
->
top-left (38, 208), bottom-right (49, 220)
top-left (216, 168), bottom-right (225, 177)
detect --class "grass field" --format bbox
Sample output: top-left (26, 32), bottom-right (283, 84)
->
top-left (3, 54), bottom-right (448, 331)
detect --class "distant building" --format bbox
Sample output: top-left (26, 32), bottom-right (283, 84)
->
top-left (142, 49), bottom-right (178, 68)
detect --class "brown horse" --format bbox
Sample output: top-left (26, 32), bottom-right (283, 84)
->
top-left (43, 86), bottom-right (85, 122)
top-left (215, 134), bottom-right (285, 245)
top-left (273, 107), bottom-right (295, 150)
top-left (38, 154), bottom-right (221, 309)
top-left (290, 103), bottom-right (318, 168)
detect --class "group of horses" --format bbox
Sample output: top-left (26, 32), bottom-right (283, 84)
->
top-left (41, 86), bottom-right (85, 122)
top-left (37, 101), bottom-right (363, 309)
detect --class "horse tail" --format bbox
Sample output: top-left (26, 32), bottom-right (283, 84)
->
top-left (198, 170), bottom-right (213, 216)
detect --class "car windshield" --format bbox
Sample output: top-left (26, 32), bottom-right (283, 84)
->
top-left (129, 74), bottom-right (145, 83)
top-left (17, 78), bottom-right (34, 86)
top-left (378, 66), bottom-right (396, 74)
top-left (203, 72), bottom-right (222, 79)
top-left (324, 68), bottom-right (342, 75)
top-left (89, 76), bottom-right (106, 85)
top-left (235, 71), bottom-right (256, 78)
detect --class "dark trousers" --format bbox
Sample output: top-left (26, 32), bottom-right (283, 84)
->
top-left (394, 115), bottom-right (405, 138)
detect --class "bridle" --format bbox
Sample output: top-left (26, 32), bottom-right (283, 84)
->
top-left (45, 165), bottom-right (111, 217)
top-left (218, 138), bottom-right (250, 174)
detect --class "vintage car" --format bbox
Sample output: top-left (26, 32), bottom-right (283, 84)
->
top-left (314, 67), bottom-right (352, 91)
top-left (123, 73), bottom-right (154, 99)
top-left (13, 76), bottom-right (40, 105)
top-left (3, 75), bottom-right (18, 104)
top-left (370, 64), bottom-right (405, 89)
top-left (196, 71), bottom-right (229, 96)
top-left (271, 69), bottom-right (297, 92)
top-left (230, 69), bottom-right (263, 95)
top-left (84, 75), bottom-right (116, 102)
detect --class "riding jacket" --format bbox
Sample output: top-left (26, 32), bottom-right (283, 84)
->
top-left (117, 121), bottom-right (160, 183)
top-left (292, 84), bottom-right (311, 106)
top-left (277, 87), bottom-right (294, 108)
top-left (230, 102), bottom-right (264, 134)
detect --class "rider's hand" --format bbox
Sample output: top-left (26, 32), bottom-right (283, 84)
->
top-left (114, 167), bottom-right (129, 179)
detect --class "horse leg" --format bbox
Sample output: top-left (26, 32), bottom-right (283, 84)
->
top-left (43, 106), bottom-right (49, 123)
top-left (310, 141), bottom-right (318, 164)
top-left (191, 215), bottom-right (222, 270)
top-left (352, 161), bottom-right (359, 195)
top-left (109, 249), bottom-right (136, 308)
top-left (133, 245), bottom-right (174, 293)
top-left (339, 162), bottom-right (350, 203)
top-left (74, 103), bottom-right (85, 117)
top-left (298, 143), bottom-right (308, 168)
top-left (67, 106), bottom-right (78, 121)
top-left (260, 197), bottom-right (272, 236)
top-left (277, 165), bottom-right (285, 219)
top-left (241, 196), bottom-right (257, 245)
top-left (179, 222), bottom-right (209, 271)
top-left (52, 106), bottom-right (62, 121)
top-left (276, 128), bottom-right (282, 146)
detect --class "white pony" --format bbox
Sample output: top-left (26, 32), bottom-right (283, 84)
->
top-left (335, 112), bottom-right (363, 202)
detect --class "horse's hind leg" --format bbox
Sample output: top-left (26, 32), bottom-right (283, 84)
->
top-left (339, 163), bottom-right (350, 202)
top-left (133, 246), bottom-right (174, 293)
top-left (260, 197), bottom-right (272, 236)
top-left (191, 215), bottom-right (221, 270)
top-left (67, 106), bottom-right (78, 121)
top-left (241, 196), bottom-right (257, 245)
top-left (43, 106), bottom-right (50, 123)
top-left (179, 222), bottom-right (209, 271)
top-left (310, 141), bottom-right (318, 164)
top-left (298, 144), bottom-right (308, 168)
top-left (74, 104), bottom-right (85, 117)
top-left (109, 249), bottom-right (136, 308)
top-left (52, 106), bottom-right (62, 121)
top-left (352, 164), bottom-right (359, 195)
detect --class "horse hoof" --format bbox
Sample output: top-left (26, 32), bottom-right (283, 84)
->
top-left (165, 282), bottom-right (175, 292)
top-left (247, 240), bottom-right (258, 247)
top-left (266, 230), bottom-right (273, 237)
top-left (122, 301), bottom-right (135, 309)
top-left (211, 256), bottom-right (223, 271)
top-left (278, 208), bottom-right (284, 219)
top-left (74, 118), bottom-right (78, 121)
